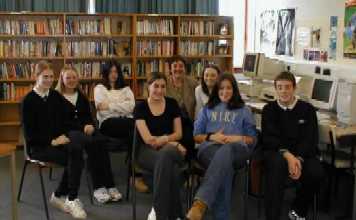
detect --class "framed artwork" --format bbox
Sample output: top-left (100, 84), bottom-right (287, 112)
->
top-left (344, 6), bottom-right (356, 58)
top-left (275, 9), bottom-right (295, 56)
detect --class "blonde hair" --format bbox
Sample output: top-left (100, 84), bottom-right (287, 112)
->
top-left (55, 65), bottom-right (79, 94)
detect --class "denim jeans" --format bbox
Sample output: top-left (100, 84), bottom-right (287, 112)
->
top-left (195, 142), bottom-right (252, 220)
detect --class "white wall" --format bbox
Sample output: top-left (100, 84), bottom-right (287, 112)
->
top-left (249, 0), bottom-right (356, 79)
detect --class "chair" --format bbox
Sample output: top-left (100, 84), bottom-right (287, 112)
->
top-left (187, 153), bottom-right (250, 220)
top-left (104, 136), bottom-right (132, 201)
top-left (17, 139), bottom-right (93, 220)
top-left (0, 143), bottom-right (18, 220)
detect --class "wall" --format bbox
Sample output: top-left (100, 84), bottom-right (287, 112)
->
top-left (249, 0), bottom-right (356, 80)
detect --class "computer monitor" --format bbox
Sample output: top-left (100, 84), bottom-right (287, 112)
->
top-left (257, 55), bottom-right (285, 80)
top-left (242, 53), bottom-right (261, 78)
top-left (337, 80), bottom-right (356, 125)
top-left (309, 76), bottom-right (338, 110)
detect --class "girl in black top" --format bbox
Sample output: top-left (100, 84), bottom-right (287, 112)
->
top-left (56, 66), bottom-right (121, 204)
top-left (134, 72), bottom-right (186, 220)
top-left (21, 61), bottom-right (87, 219)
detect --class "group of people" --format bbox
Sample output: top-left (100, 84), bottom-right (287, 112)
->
top-left (21, 56), bottom-right (325, 220)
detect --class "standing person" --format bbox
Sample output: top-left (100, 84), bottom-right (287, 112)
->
top-left (187, 73), bottom-right (257, 220)
top-left (195, 64), bottom-right (221, 117)
top-left (21, 61), bottom-right (87, 219)
top-left (56, 66), bottom-right (122, 204)
top-left (261, 71), bottom-right (325, 220)
top-left (94, 60), bottom-right (135, 143)
top-left (134, 72), bottom-right (187, 220)
top-left (166, 55), bottom-right (198, 159)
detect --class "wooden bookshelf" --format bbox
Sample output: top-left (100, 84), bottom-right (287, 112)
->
top-left (0, 12), bottom-right (233, 144)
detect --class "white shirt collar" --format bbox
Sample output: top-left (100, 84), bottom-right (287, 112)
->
top-left (33, 86), bottom-right (49, 98)
top-left (277, 97), bottom-right (298, 110)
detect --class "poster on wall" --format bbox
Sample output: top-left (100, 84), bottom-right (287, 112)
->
top-left (329, 16), bottom-right (338, 60)
top-left (275, 9), bottom-right (295, 56)
top-left (344, 6), bottom-right (356, 58)
top-left (259, 10), bottom-right (277, 56)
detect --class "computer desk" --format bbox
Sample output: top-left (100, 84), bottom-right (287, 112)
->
top-left (244, 96), bottom-right (356, 220)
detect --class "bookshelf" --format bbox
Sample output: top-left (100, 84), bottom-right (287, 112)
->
top-left (0, 13), bottom-right (233, 145)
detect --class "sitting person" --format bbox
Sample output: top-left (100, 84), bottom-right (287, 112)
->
top-left (166, 55), bottom-right (198, 159)
top-left (134, 72), bottom-right (187, 220)
top-left (21, 61), bottom-right (86, 219)
top-left (187, 73), bottom-right (257, 220)
top-left (195, 64), bottom-right (221, 117)
top-left (55, 66), bottom-right (121, 204)
top-left (261, 71), bottom-right (325, 220)
top-left (94, 60), bottom-right (135, 143)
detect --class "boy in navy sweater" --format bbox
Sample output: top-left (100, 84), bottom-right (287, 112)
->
top-left (262, 72), bottom-right (325, 220)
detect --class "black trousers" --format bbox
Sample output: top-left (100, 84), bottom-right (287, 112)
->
top-left (100, 117), bottom-right (134, 147)
top-left (31, 137), bottom-right (84, 200)
top-left (180, 116), bottom-right (195, 160)
top-left (264, 151), bottom-right (325, 220)
top-left (138, 144), bottom-right (185, 220)
top-left (68, 130), bottom-right (115, 190)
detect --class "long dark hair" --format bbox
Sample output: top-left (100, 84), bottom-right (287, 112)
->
top-left (101, 60), bottom-right (126, 90)
top-left (201, 64), bottom-right (221, 96)
top-left (207, 73), bottom-right (245, 110)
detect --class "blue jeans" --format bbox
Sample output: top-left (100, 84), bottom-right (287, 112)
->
top-left (195, 142), bottom-right (252, 220)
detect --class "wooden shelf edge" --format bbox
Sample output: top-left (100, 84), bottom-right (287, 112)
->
top-left (0, 121), bottom-right (21, 126)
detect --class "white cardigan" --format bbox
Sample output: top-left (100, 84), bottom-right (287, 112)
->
top-left (94, 84), bottom-right (135, 126)
top-left (195, 85), bottom-right (209, 118)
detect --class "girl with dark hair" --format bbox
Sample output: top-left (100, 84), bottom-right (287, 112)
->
top-left (134, 72), bottom-right (187, 220)
top-left (195, 64), bottom-right (221, 117)
top-left (94, 60), bottom-right (135, 142)
top-left (187, 73), bottom-right (257, 220)
top-left (56, 66), bottom-right (121, 204)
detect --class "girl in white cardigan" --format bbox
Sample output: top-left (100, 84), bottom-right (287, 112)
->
top-left (194, 64), bottom-right (221, 118)
top-left (94, 61), bottom-right (135, 143)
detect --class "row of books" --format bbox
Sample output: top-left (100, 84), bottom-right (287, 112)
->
top-left (137, 19), bottom-right (174, 35)
top-left (0, 40), bottom-right (62, 58)
top-left (67, 62), bottom-right (132, 78)
top-left (0, 63), bottom-right (35, 79)
top-left (179, 41), bottom-right (214, 56)
top-left (0, 19), bottom-right (63, 35)
top-left (79, 83), bottom-right (96, 100)
top-left (0, 83), bottom-right (33, 101)
top-left (136, 60), bottom-right (170, 76)
top-left (180, 21), bottom-right (215, 35)
top-left (137, 40), bottom-right (174, 56)
top-left (65, 18), bottom-right (111, 35)
top-left (63, 40), bottom-right (130, 57)
top-left (186, 60), bottom-right (212, 77)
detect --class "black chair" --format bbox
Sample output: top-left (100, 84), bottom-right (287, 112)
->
top-left (187, 154), bottom-right (250, 220)
top-left (17, 137), bottom-right (93, 220)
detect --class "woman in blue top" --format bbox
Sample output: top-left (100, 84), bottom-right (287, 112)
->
top-left (187, 73), bottom-right (257, 220)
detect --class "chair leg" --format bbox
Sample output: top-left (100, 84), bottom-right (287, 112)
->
top-left (132, 166), bottom-right (136, 220)
top-left (243, 166), bottom-right (249, 220)
top-left (313, 194), bottom-right (318, 220)
top-left (39, 166), bottom-right (50, 220)
top-left (49, 168), bottom-right (54, 181)
top-left (126, 162), bottom-right (131, 201)
top-left (17, 160), bottom-right (29, 201)
top-left (85, 166), bottom-right (93, 205)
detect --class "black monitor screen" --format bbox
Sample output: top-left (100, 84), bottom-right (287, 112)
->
top-left (243, 54), bottom-right (257, 72)
top-left (311, 79), bottom-right (333, 103)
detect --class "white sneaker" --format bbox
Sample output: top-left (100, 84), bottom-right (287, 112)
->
top-left (108, 187), bottom-right (122, 202)
top-left (288, 210), bottom-right (306, 220)
top-left (49, 193), bottom-right (69, 213)
top-left (93, 187), bottom-right (111, 203)
top-left (64, 198), bottom-right (87, 219)
top-left (147, 207), bottom-right (156, 220)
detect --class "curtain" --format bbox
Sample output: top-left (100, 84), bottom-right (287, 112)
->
top-left (0, 0), bottom-right (87, 12)
top-left (96, 0), bottom-right (219, 14)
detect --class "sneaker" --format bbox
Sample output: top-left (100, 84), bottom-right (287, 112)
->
top-left (93, 187), bottom-right (110, 204)
top-left (64, 198), bottom-right (87, 219)
top-left (108, 187), bottom-right (122, 201)
top-left (147, 207), bottom-right (156, 220)
top-left (49, 192), bottom-right (69, 213)
top-left (288, 210), bottom-right (306, 220)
